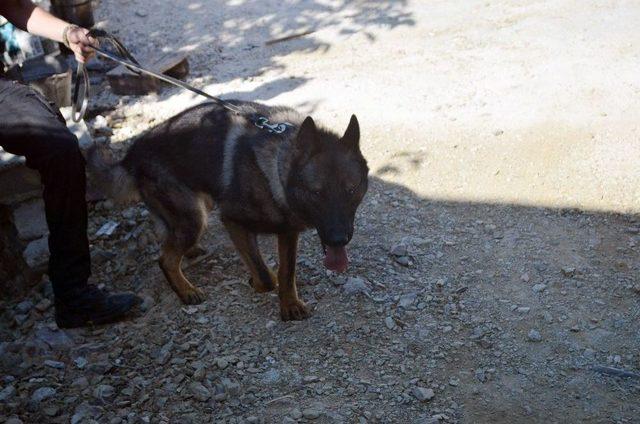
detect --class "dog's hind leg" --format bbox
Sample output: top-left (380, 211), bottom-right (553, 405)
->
top-left (160, 235), bottom-right (206, 304)
top-left (185, 195), bottom-right (214, 259)
top-left (141, 184), bottom-right (207, 304)
top-left (222, 220), bottom-right (277, 293)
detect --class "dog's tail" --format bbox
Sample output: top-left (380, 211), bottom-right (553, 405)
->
top-left (86, 145), bottom-right (140, 204)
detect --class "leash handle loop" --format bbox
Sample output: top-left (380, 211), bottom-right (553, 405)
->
top-left (71, 30), bottom-right (143, 122)
top-left (71, 62), bottom-right (89, 122)
top-left (88, 29), bottom-right (142, 72)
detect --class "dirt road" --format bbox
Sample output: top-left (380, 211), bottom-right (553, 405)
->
top-left (1, 1), bottom-right (639, 423)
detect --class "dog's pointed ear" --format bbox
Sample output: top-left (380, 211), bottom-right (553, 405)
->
top-left (297, 116), bottom-right (318, 141)
top-left (294, 116), bottom-right (320, 156)
top-left (342, 114), bottom-right (360, 150)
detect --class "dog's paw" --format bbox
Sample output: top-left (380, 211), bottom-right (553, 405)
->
top-left (249, 275), bottom-right (277, 293)
top-left (280, 299), bottom-right (310, 321)
top-left (179, 286), bottom-right (206, 304)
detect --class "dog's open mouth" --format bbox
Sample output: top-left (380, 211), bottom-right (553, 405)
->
top-left (323, 245), bottom-right (349, 273)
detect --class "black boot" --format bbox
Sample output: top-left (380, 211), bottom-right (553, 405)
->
top-left (55, 284), bottom-right (142, 328)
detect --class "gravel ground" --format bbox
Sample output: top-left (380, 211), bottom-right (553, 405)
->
top-left (1, 184), bottom-right (639, 423)
top-left (2, 1), bottom-right (640, 423)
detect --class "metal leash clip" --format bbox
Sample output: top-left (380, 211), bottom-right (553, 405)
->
top-left (254, 117), bottom-right (293, 134)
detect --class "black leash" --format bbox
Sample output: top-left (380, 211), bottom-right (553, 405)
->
top-left (72, 30), bottom-right (292, 134)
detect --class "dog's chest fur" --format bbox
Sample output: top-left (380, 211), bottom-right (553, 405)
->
top-left (217, 109), bottom-right (307, 233)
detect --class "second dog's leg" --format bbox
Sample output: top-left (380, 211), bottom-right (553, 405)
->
top-left (223, 220), bottom-right (277, 293)
top-left (277, 232), bottom-right (309, 321)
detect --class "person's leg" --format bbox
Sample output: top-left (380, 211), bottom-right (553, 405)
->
top-left (0, 79), bottom-right (90, 296)
top-left (0, 78), bottom-right (140, 327)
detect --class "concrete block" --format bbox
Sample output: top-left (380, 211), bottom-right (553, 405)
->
top-left (12, 198), bottom-right (48, 241)
top-left (0, 165), bottom-right (42, 205)
top-left (106, 52), bottom-right (189, 95)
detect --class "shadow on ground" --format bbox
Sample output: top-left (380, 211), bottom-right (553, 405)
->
top-left (97, 0), bottom-right (415, 105)
top-left (1, 173), bottom-right (639, 422)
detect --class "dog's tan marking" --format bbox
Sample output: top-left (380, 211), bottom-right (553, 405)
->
top-left (222, 117), bottom-right (245, 192)
top-left (254, 142), bottom-right (289, 208)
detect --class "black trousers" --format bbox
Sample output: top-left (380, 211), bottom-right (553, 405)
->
top-left (0, 78), bottom-right (90, 297)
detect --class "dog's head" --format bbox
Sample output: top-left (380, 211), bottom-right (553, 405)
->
top-left (287, 114), bottom-right (369, 273)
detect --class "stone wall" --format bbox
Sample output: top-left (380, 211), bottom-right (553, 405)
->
top-left (0, 107), bottom-right (92, 299)
top-left (0, 151), bottom-right (45, 298)
top-left (0, 205), bottom-right (26, 296)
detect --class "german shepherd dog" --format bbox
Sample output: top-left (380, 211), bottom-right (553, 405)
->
top-left (88, 101), bottom-right (369, 320)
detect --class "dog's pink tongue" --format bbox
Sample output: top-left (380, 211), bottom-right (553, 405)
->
top-left (324, 246), bottom-right (349, 273)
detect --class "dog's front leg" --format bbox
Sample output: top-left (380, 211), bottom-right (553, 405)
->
top-left (277, 232), bottom-right (309, 321)
top-left (223, 220), bottom-right (277, 293)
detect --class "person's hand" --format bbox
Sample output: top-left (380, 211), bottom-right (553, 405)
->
top-left (65, 25), bottom-right (98, 63)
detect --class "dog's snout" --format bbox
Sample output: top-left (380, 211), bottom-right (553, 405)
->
top-left (324, 231), bottom-right (351, 247)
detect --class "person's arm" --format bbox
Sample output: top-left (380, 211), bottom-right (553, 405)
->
top-left (0, 0), bottom-right (97, 62)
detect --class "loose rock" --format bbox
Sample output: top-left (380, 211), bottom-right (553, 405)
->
top-left (528, 329), bottom-right (543, 342)
top-left (189, 382), bottom-right (211, 402)
top-left (385, 316), bottom-right (396, 330)
top-left (15, 300), bottom-right (33, 314)
top-left (412, 387), bottom-right (435, 402)
top-left (94, 384), bottom-right (116, 400)
top-left (343, 277), bottom-right (371, 295)
top-left (44, 359), bottom-right (65, 369)
top-left (398, 292), bottom-right (417, 308)
top-left (532, 284), bottom-right (547, 293)
top-left (31, 386), bottom-right (56, 403)
top-left (303, 407), bottom-right (322, 419)
top-left (0, 385), bottom-right (16, 402)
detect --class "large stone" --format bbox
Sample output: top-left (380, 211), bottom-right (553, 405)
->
top-left (0, 106), bottom-right (92, 205)
top-left (23, 236), bottom-right (49, 270)
top-left (0, 164), bottom-right (41, 297)
top-left (0, 105), bottom-right (92, 295)
top-left (34, 326), bottom-right (74, 351)
top-left (0, 208), bottom-right (26, 293)
top-left (12, 198), bottom-right (48, 241)
top-left (0, 159), bottom-right (41, 205)
top-left (59, 107), bottom-right (93, 150)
